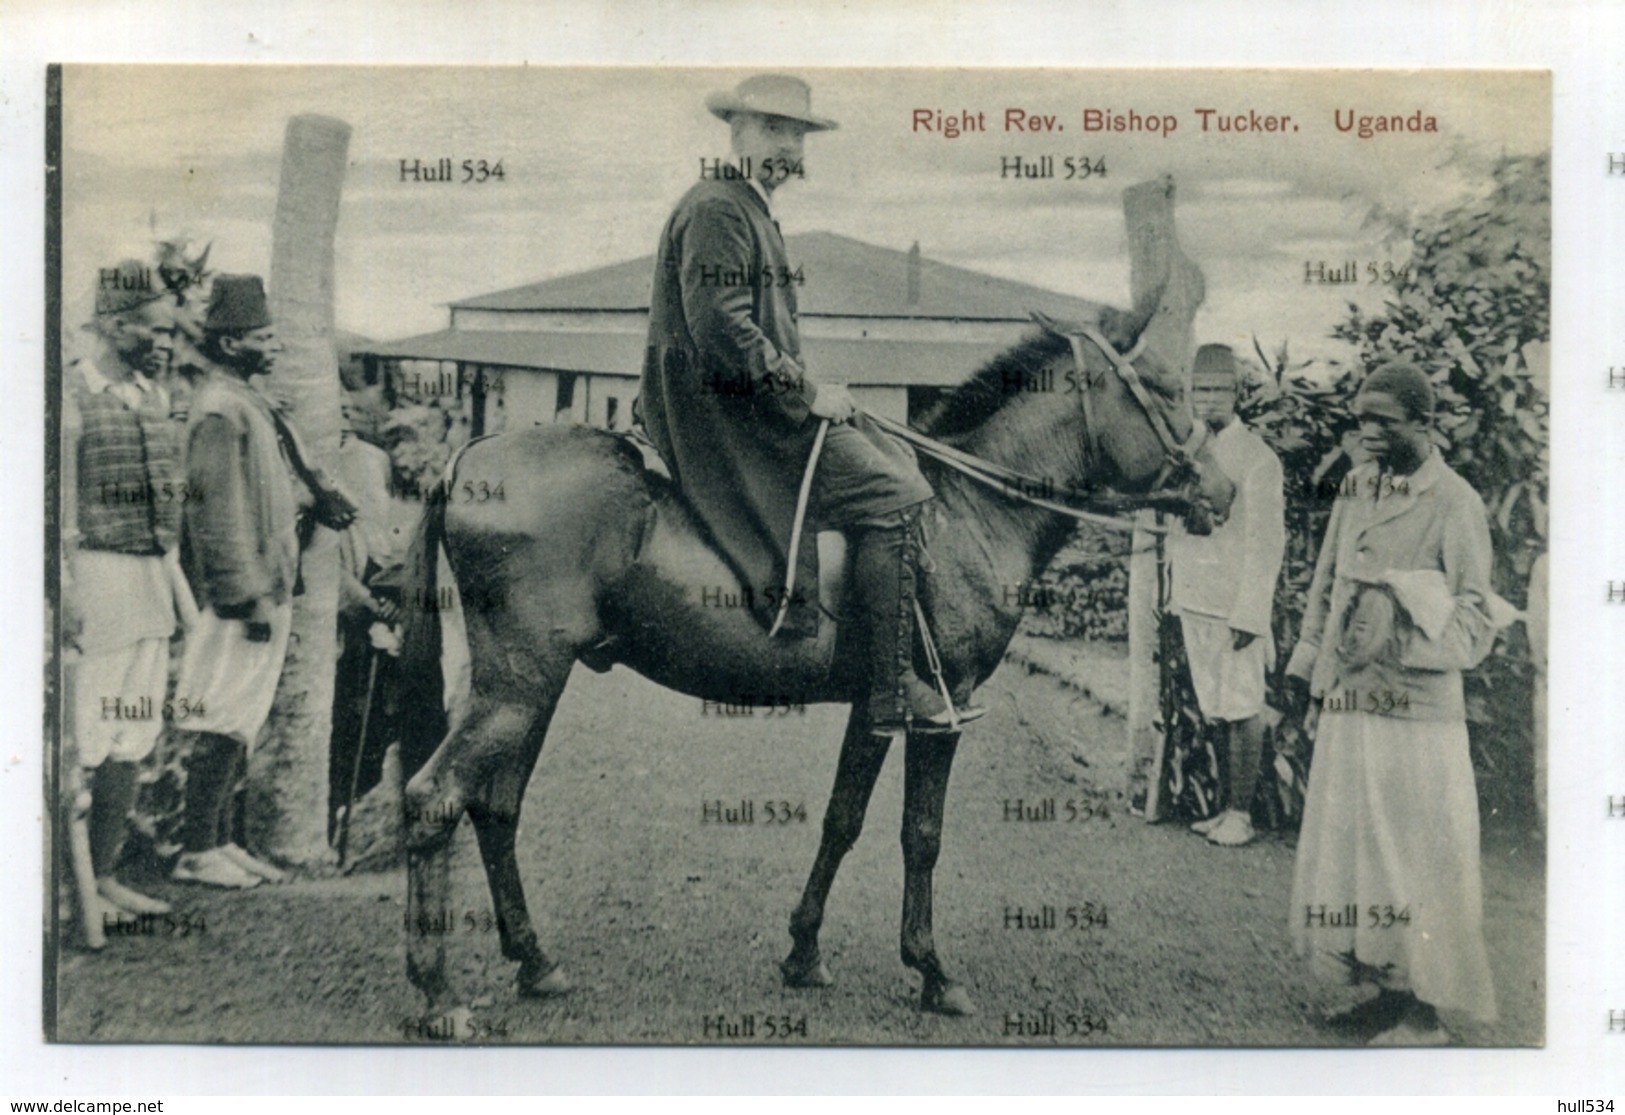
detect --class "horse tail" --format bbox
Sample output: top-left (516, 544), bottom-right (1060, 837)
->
top-left (396, 471), bottom-right (450, 778)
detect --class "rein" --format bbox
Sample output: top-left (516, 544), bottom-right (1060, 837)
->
top-left (867, 411), bottom-right (1172, 535)
top-left (867, 323), bottom-right (1208, 536)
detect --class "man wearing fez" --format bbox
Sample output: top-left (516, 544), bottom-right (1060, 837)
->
top-left (170, 274), bottom-right (354, 888)
top-left (1166, 344), bottom-right (1285, 847)
top-left (62, 259), bottom-right (199, 920)
top-left (638, 74), bottom-right (982, 734)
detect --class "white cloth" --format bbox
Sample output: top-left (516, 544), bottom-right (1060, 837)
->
top-left (69, 637), bottom-right (168, 767)
top-left (1179, 613), bottom-right (1270, 721)
top-left (336, 437), bottom-right (398, 569)
top-left (1168, 418), bottom-right (1285, 637)
top-left (438, 540), bottom-right (472, 732)
top-left (78, 357), bottom-right (168, 414)
top-left (1289, 710), bottom-right (1497, 1021)
top-left (71, 549), bottom-right (176, 654)
top-left (1380, 569), bottom-right (1457, 640)
top-left (172, 602), bottom-right (293, 749)
top-left (1285, 449), bottom-right (1496, 722)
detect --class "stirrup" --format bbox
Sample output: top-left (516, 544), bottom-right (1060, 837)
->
top-left (910, 599), bottom-right (983, 733)
top-left (871, 692), bottom-right (986, 738)
top-left (911, 702), bottom-right (988, 735)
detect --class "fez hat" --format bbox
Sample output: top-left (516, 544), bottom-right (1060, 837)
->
top-left (1192, 343), bottom-right (1238, 380)
top-left (94, 259), bottom-right (165, 316)
top-left (705, 74), bottom-right (838, 131)
top-left (205, 274), bottom-right (272, 333)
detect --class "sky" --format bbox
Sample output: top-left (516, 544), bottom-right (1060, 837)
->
top-left (61, 66), bottom-right (1550, 369)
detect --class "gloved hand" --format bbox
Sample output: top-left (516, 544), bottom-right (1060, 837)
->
top-left (808, 383), bottom-right (856, 423)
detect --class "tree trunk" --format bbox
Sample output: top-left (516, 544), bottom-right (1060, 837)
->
top-left (249, 113), bottom-right (351, 866)
top-left (1120, 176), bottom-right (1205, 820)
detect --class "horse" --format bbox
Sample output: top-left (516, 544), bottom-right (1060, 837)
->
top-left (394, 299), bottom-right (1237, 1027)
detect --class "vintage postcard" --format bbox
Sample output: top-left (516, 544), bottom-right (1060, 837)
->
top-left (47, 65), bottom-right (1550, 1048)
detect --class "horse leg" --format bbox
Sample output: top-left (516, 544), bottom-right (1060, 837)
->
top-left (467, 693), bottom-right (571, 1000)
top-left (782, 709), bottom-right (892, 989)
top-left (900, 728), bottom-right (974, 1016)
top-left (404, 694), bottom-right (538, 1023)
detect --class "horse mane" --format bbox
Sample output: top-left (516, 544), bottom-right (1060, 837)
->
top-left (918, 303), bottom-right (1148, 439)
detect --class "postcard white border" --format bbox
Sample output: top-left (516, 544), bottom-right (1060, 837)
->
top-left (2, 0), bottom-right (1620, 1096)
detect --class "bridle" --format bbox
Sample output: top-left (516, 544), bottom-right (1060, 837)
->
top-left (866, 318), bottom-right (1212, 533)
top-left (1062, 321), bottom-right (1210, 498)
top-left (770, 322), bottom-right (1214, 637)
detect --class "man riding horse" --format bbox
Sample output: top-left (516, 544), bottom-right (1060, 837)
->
top-left (638, 73), bottom-right (984, 736)
top-left (399, 151), bottom-right (1235, 1023)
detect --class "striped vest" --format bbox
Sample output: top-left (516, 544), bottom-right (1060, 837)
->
top-left (75, 386), bottom-right (182, 555)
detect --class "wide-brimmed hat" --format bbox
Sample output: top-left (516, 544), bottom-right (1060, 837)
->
top-left (705, 74), bottom-right (838, 131)
top-left (205, 274), bottom-right (272, 333)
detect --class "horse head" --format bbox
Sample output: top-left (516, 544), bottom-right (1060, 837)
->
top-left (1030, 310), bottom-right (1235, 535)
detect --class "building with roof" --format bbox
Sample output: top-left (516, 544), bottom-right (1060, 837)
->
top-left (358, 231), bottom-right (1103, 436)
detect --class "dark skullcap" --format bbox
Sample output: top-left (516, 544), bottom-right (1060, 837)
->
top-left (1192, 343), bottom-right (1238, 380)
top-left (1357, 362), bottom-right (1434, 422)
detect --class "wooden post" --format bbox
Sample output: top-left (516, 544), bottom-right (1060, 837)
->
top-left (250, 113), bottom-right (351, 866)
top-left (1121, 176), bottom-right (1204, 820)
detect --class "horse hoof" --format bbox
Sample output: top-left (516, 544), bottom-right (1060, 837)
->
top-left (921, 982), bottom-right (976, 1017)
top-left (780, 955), bottom-right (834, 989)
top-left (519, 963), bottom-right (572, 999)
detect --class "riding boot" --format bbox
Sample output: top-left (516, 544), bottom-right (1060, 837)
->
top-left (849, 506), bottom-right (984, 735)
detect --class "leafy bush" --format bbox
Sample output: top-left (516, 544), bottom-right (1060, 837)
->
top-left (1025, 527), bottom-right (1132, 643)
top-left (383, 402), bottom-right (456, 499)
top-left (1330, 152), bottom-right (1549, 825)
top-left (1039, 154), bottom-right (1550, 829)
top-left (1333, 153), bottom-right (1550, 595)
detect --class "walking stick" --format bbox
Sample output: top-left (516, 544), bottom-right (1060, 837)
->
top-left (767, 417), bottom-right (830, 639)
top-left (337, 644), bottom-right (381, 867)
top-left (1145, 515), bottom-right (1172, 823)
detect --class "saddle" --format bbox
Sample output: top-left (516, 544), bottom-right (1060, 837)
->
top-left (601, 426), bottom-right (971, 723)
top-left (613, 425), bottom-right (852, 616)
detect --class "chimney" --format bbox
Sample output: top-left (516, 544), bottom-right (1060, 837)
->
top-left (906, 241), bottom-right (921, 306)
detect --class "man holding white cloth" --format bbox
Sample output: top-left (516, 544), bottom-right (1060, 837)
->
top-left (1166, 344), bottom-right (1285, 847)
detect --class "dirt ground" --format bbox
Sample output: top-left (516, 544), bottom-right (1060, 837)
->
top-left (52, 655), bottom-right (1544, 1047)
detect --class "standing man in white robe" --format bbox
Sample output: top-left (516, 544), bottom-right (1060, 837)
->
top-left (1167, 344), bottom-right (1285, 847)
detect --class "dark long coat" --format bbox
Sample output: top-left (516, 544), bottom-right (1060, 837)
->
top-left (638, 178), bottom-right (826, 635)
